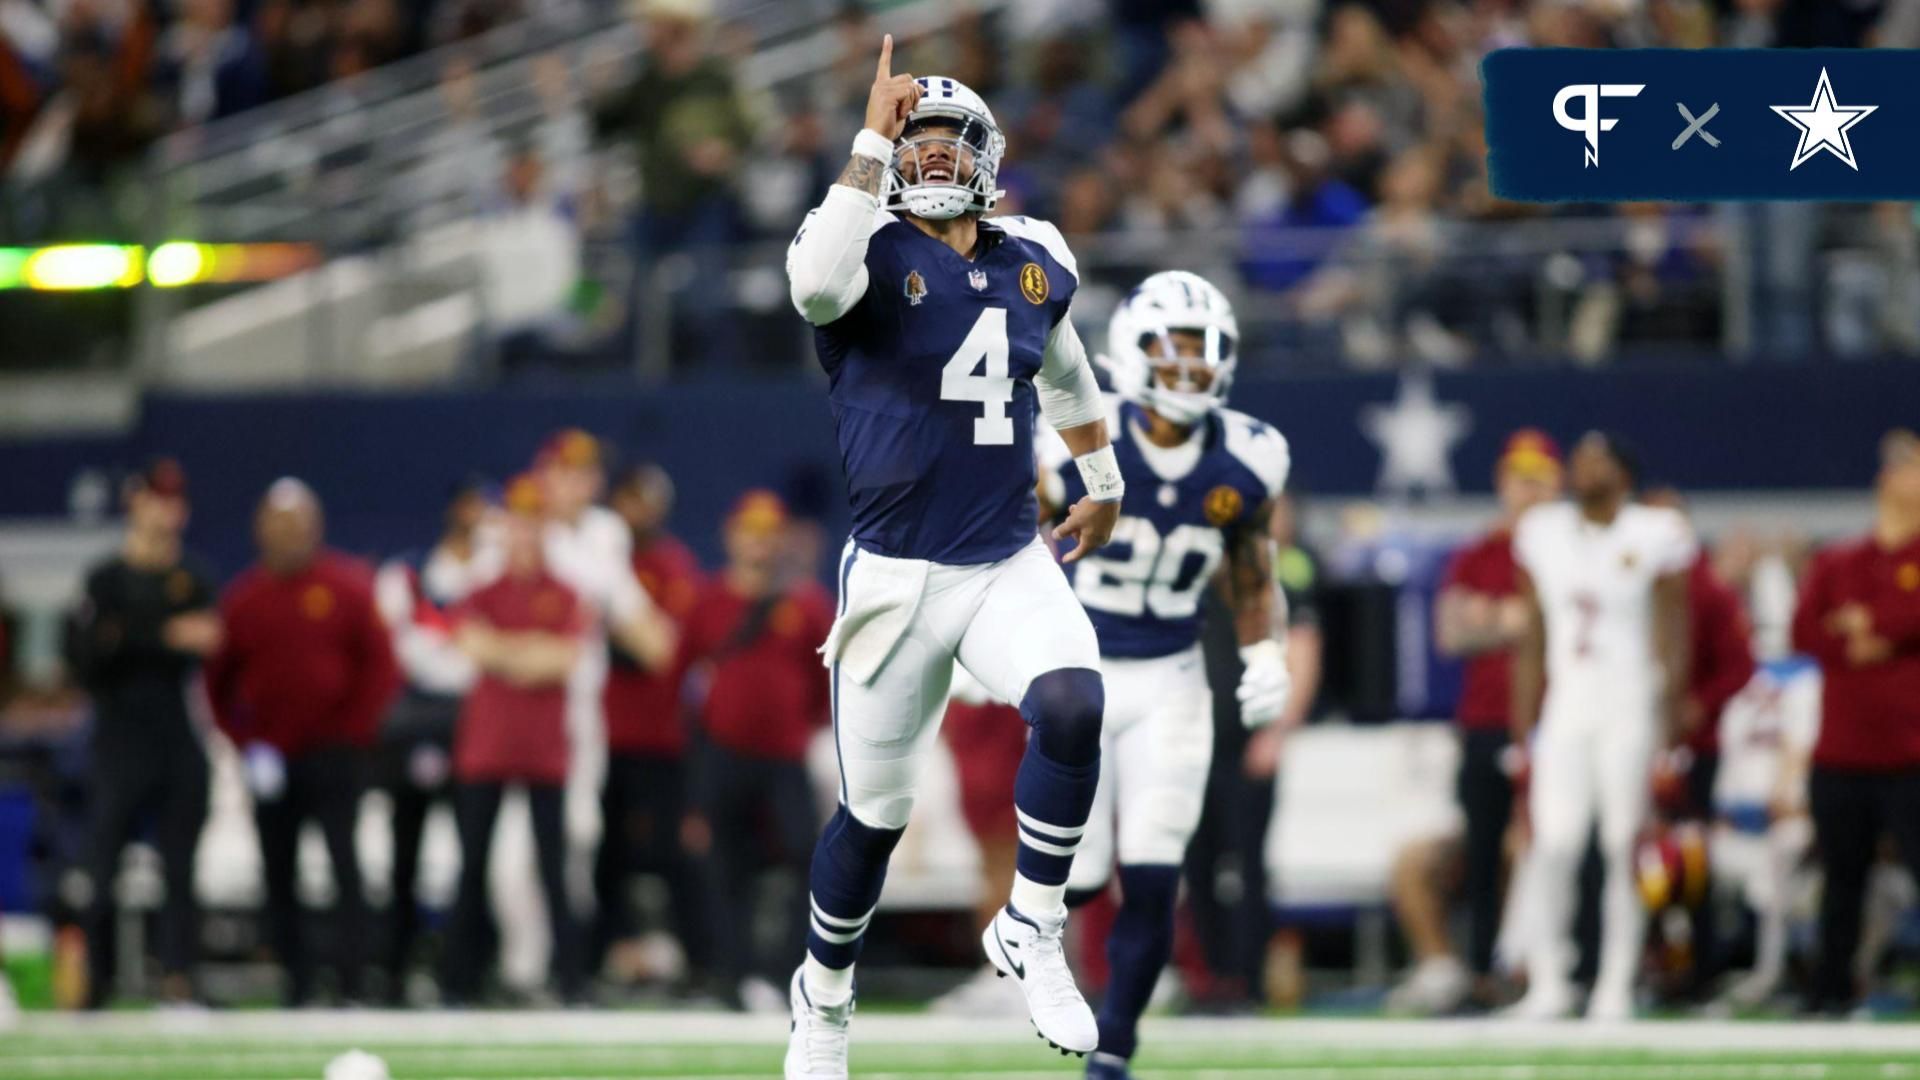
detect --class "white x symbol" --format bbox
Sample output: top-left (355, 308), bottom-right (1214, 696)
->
top-left (1673, 102), bottom-right (1721, 150)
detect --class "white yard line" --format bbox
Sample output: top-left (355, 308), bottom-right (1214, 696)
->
top-left (13, 1013), bottom-right (1920, 1054)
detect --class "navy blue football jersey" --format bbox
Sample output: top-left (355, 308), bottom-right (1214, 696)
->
top-left (803, 211), bottom-right (1078, 564)
top-left (1044, 399), bottom-right (1290, 659)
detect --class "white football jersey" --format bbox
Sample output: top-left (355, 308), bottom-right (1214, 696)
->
top-left (542, 505), bottom-right (650, 626)
top-left (1714, 659), bottom-right (1822, 816)
top-left (1515, 502), bottom-right (1696, 718)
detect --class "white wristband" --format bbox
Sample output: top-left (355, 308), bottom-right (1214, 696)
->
top-left (1239, 638), bottom-right (1287, 668)
top-left (1075, 445), bottom-right (1125, 503)
top-left (852, 129), bottom-right (894, 164)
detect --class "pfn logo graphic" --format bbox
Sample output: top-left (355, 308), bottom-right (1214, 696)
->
top-left (1553, 83), bottom-right (1645, 167)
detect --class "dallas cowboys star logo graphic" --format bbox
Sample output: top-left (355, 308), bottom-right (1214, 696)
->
top-left (1771, 67), bottom-right (1877, 171)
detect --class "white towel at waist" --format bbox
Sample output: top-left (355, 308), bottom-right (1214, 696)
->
top-left (820, 544), bottom-right (931, 686)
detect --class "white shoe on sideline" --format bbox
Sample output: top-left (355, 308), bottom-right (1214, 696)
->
top-left (982, 905), bottom-right (1098, 1056)
top-left (1386, 955), bottom-right (1470, 1016)
top-left (1585, 985), bottom-right (1634, 1023)
top-left (783, 967), bottom-right (853, 1080)
top-left (1501, 981), bottom-right (1576, 1021)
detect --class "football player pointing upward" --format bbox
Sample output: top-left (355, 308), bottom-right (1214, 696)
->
top-left (784, 36), bottom-right (1122, 1079)
top-left (1043, 272), bottom-right (1292, 1080)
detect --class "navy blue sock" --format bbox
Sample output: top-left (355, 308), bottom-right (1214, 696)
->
top-left (1096, 864), bottom-right (1182, 1061)
top-left (804, 805), bottom-right (904, 971)
top-left (1012, 668), bottom-right (1104, 894)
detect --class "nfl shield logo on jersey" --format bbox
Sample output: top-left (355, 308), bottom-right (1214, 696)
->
top-left (969, 269), bottom-right (989, 292)
top-left (904, 270), bottom-right (928, 306)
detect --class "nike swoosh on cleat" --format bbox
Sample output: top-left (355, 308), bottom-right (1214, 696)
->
top-left (997, 934), bottom-right (1026, 979)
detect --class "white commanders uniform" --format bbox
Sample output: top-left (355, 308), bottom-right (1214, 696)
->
top-left (1038, 398), bottom-right (1290, 885)
top-left (1514, 501), bottom-right (1695, 1005)
top-left (1711, 658), bottom-right (1821, 1003)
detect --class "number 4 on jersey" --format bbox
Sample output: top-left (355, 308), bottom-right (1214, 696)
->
top-left (942, 308), bottom-right (1014, 446)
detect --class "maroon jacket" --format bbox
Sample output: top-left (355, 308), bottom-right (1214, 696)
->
top-left (206, 551), bottom-right (399, 756)
top-left (1684, 555), bottom-right (1757, 756)
top-left (453, 568), bottom-right (585, 786)
top-left (602, 533), bottom-right (703, 756)
top-left (1442, 529), bottom-right (1519, 734)
top-left (681, 578), bottom-right (833, 762)
top-left (1792, 533), bottom-right (1920, 770)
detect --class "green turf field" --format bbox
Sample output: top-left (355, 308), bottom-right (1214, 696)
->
top-left (6, 1013), bottom-right (1920, 1080)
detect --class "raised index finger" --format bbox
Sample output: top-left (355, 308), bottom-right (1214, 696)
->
top-left (876, 34), bottom-right (892, 81)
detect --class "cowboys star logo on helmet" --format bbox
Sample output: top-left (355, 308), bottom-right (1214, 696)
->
top-left (1100, 270), bottom-right (1241, 427)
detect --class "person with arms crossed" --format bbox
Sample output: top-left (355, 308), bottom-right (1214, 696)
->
top-left (1404, 430), bottom-right (1561, 1012)
top-left (1791, 427), bottom-right (1920, 1015)
top-left (68, 460), bottom-right (222, 1007)
top-left (1507, 432), bottom-right (1692, 1021)
top-left (1038, 271), bottom-right (1291, 1080)
top-left (783, 35), bottom-right (1121, 1077)
top-left (443, 475), bottom-right (592, 1003)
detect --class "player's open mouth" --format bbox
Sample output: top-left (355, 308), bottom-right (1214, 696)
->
top-left (923, 164), bottom-right (955, 182)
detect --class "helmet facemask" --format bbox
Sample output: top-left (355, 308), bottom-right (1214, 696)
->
top-left (1137, 326), bottom-right (1237, 428)
top-left (885, 111), bottom-right (1005, 221)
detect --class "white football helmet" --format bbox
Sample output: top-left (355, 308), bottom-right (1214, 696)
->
top-left (884, 76), bottom-right (1005, 220)
top-left (1103, 271), bottom-right (1240, 427)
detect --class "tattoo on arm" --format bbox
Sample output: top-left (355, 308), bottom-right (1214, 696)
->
top-left (1226, 505), bottom-right (1276, 646)
top-left (837, 154), bottom-right (885, 197)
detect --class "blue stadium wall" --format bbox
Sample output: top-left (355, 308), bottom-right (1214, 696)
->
top-left (1, 362), bottom-right (1914, 580)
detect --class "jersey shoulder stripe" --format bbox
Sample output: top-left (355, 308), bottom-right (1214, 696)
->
top-left (992, 215), bottom-right (1078, 282)
top-left (1218, 407), bottom-right (1290, 499)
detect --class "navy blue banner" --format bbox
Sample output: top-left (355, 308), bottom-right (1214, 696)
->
top-left (3, 361), bottom-right (1916, 579)
top-left (1485, 48), bottom-right (1920, 201)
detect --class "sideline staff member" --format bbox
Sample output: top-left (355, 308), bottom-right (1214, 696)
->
top-left (70, 459), bottom-right (221, 1007)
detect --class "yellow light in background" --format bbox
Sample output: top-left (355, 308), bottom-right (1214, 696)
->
top-left (148, 242), bottom-right (209, 288)
top-left (24, 245), bottom-right (143, 290)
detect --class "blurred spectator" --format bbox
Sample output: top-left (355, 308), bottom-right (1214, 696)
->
top-left (1184, 489), bottom-right (1323, 1006)
top-left (595, 464), bottom-right (710, 989)
top-left (1408, 429), bottom-right (1561, 1012)
top-left (443, 474), bottom-right (589, 1004)
top-left (151, 0), bottom-right (267, 127)
top-left (681, 491), bottom-right (831, 1009)
top-left (592, 0), bottom-right (752, 252)
top-left (482, 142), bottom-right (582, 372)
top-left (204, 478), bottom-right (399, 1005)
top-left (408, 53), bottom-right (504, 230)
top-left (1240, 129), bottom-right (1368, 295)
top-left (592, 0), bottom-right (754, 369)
top-left (67, 459), bottom-right (220, 1008)
top-left (370, 479), bottom-right (487, 1002)
top-left (1791, 427), bottom-right (1920, 1015)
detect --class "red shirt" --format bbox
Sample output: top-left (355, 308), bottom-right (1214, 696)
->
top-left (602, 534), bottom-right (703, 756)
top-left (1792, 533), bottom-right (1920, 770)
top-left (681, 577), bottom-right (833, 761)
top-left (1442, 529), bottom-right (1519, 733)
top-left (1684, 555), bottom-right (1757, 755)
top-left (452, 569), bottom-right (585, 785)
top-left (206, 551), bottom-right (399, 756)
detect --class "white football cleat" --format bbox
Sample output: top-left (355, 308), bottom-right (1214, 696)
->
top-left (983, 905), bottom-right (1098, 1056)
top-left (784, 967), bottom-right (853, 1080)
top-left (1585, 984), bottom-right (1634, 1023)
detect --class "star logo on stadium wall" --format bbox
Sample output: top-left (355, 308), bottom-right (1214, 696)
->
top-left (1771, 68), bottom-right (1876, 172)
top-left (1360, 371), bottom-right (1472, 497)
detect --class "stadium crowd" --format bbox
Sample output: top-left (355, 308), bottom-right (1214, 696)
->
top-left (0, 422), bottom-right (1913, 1021)
top-left (11, 0), bottom-right (1920, 369)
